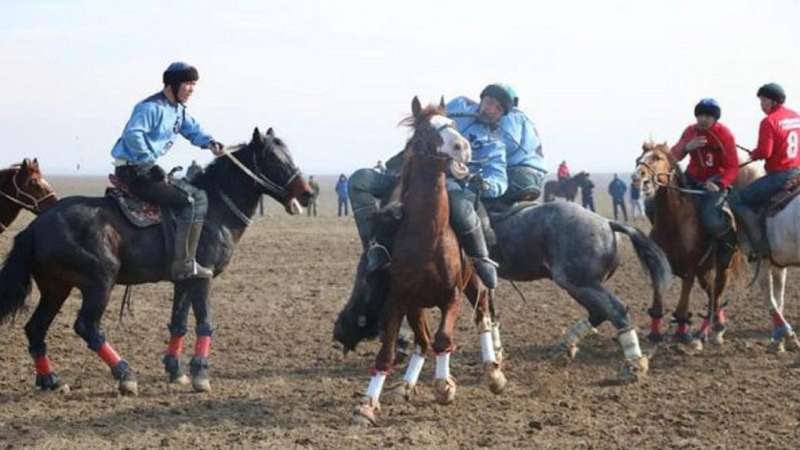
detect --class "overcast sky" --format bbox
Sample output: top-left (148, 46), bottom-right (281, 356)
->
top-left (2, 0), bottom-right (798, 176)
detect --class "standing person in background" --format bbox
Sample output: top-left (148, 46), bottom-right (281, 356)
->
top-left (608, 174), bottom-right (628, 221)
top-left (581, 173), bottom-right (596, 212)
top-left (185, 160), bottom-right (202, 181)
top-left (630, 175), bottom-right (644, 220)
top-left (307, 175), bottom-right (320, 217)
top-left (373, 160), bottom-right (386, 174)
top-left (336, 174), bottom-right (350, 216)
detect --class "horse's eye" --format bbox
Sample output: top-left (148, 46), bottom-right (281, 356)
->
top-left (274, 138), bottom-right (284, 147)
top-left (453, 143), bottom-right (462, 151)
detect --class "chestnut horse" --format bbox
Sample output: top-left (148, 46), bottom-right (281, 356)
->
top-left (635, 141), bottom-right (751, 348)
top-left (0, 159), bottom-right (57, 233)
top-left (352, 98), bottom-right (506, 426)
top-left (0, 128), bottom-right (311, 395)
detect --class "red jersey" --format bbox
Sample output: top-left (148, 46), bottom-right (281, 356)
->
top-left (750, 105), bottom-right (800, 173)
top-left (557, 163), bottom-right (570, 179)
top-left (670, 121), bottom-right (739, 188)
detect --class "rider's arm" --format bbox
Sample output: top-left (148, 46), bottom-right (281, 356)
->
top-left (479, 147), bottom-right (508, 199)
top-left (120, 103), bottom-right (159, 164)
top-left (179, 111), bottom-right (214, 149)
top-left (750, 118), bottom-right (774, 162)
top-left (717, 128), bottom-right (739, 188)
top-left (669, 126), bottom-right (693, 161)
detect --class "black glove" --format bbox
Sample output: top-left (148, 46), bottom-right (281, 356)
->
top-left (148, 165), bottom-right (167, 182)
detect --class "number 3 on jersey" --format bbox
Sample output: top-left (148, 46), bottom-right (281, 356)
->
top-left (788, 130), bottom-right (799, 159)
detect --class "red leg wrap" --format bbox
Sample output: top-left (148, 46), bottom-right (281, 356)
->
top-left (676, 323), bottom-right (690, 335)
top-left (698, 318), bottom-right (710, 335)
top-left (98, 342), bottom-right (122, 367)
top-left (166, 336), bottom-right (184, 356)
top-left (194, 336), bottom-right (211, 358)
top-left (715, 309), bottom-right (726, 325)
top-left (35, 356), bottom-right (53, 375)
top-left (650, 317), bottom-right (663, 335)
top-left (772, 311), bottom-right (786, 327)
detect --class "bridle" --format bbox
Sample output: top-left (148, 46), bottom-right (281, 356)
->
top-left (0, 168), bottom-right (56, 215)
top-left (221, 144), bottom-right (299, 201)
top-left (635, 152), bottom-right (705, 196)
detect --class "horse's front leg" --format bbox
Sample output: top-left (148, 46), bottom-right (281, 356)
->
top-left (163, 282), bottom-right (191, 385)
top-left (432, 288), bottom-right (461, 405)
top-left (186, 279), bottom-right (213, 392)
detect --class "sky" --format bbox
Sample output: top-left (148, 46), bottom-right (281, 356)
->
top-left (1, 0), bottom-right (799, 176)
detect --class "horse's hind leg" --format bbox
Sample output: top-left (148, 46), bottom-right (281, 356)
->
top-left (466, 275), bottom-right (504, 363)
top-left (673, 275), bottom-right (697, 346)
top-left (24, 280), bottom-right (71, 391)
top-left (74, 283), bottom-right (137, 395)
top-left (465, 278), bottom-right (506, 393)
top-left (554, 273), bottom-right (647, 381)
top-left (762, 265), bottom-right (797, 352)
top-left (163, 283), bottom-right (191, 385)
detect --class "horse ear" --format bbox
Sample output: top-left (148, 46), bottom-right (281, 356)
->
top-left (32, 158), bottom-right (39, 168)
top-left (411, 96), bottom-right (422, 118)
top-left (252, 127), bottom-right (263, 144)
top-left (266, 127), bottom-right (275, 137)
top-left (21, 158), bottom-right (30, 169)
top-left (439, 96), bottom-right (446, 109)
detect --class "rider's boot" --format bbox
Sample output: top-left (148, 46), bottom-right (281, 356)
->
top-left (459, 225), bottom-right (498, 289)
top-left (171, 221), bottom-right (214, 280)
top-left (354, 209), bottom-right (392, 273)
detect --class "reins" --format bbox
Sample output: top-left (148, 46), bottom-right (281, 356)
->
top-left (0, 169), bottom-right (56, 214)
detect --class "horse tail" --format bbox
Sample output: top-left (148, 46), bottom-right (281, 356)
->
top-left (609, 221), bottom-right (672, 297)
top-left (0, 227), bottom-right (35, 324)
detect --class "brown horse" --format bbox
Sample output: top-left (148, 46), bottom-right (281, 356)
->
top-left (543, 171), bottom-right (589, 202)
top-left (0, 159), bottom-right (57, 233)
top-left (352, 98), bottom-right (506, 426)
top-left (635, 141), bottom-right (750, 348)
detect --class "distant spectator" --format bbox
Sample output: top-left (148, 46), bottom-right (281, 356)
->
top-left (608, 174), bottom-right (628, 221)
top-left (336, 174), bottom-right (350, 216)
top-left (374, 160), bottom-right (386, 174)
top-left (630, 175), bottom-right (644, 220)
top-left (557, 160), bottom-right (570, 182)
top-left (186, 160), bottom-right (203, 181)
top-left (307, 176), bottom-right (320, 217)
top-left (581, 173), bottom-right (596, 212)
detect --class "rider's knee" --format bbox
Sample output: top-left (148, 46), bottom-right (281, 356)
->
top-left (349, 168), bottom-right (374, 192)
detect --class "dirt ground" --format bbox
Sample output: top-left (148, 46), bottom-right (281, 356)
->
top-left (1, 175), bottom-right (799, 450)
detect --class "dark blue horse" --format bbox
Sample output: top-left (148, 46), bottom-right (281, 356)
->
top-left (0, 127), bottom-right (312, 395)
top-left (335, 200), bottom-right (671, 380)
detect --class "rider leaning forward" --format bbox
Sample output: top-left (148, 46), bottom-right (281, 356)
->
top-left (349, 83), bottom-right (546, 290)
top-left (111, 62), bottom-right (225, 280)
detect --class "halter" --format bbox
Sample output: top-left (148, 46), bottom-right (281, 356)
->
top-left (0, 168), bottom-right (56, 214)
top-left (635, 153), bottom-right (705, 196)
top-left (222, 146), bottom-right (299, 201)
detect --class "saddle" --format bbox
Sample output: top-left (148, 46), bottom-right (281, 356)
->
top-left (106, 174), bottom-right (163, 227)
top-left (766, 174), bottom-right (800, 217)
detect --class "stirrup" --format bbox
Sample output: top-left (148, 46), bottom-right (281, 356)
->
top-left (471, 257), bottom-right (498, 289)
top-left (366, 242), bottom-right (391, 273)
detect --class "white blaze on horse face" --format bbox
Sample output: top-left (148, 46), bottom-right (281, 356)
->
top-left (429, 115), bottom-right (471, 164)
top-left (636, 150), bottom-right (656, 195)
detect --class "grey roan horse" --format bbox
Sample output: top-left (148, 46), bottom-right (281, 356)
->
top-left (335, 199), bottom-right (672, 379)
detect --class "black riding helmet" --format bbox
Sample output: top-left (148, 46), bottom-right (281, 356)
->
top-left (163, 62), bottom-right (199, 103)
top-left (757, 83), bottom-right (786, 104)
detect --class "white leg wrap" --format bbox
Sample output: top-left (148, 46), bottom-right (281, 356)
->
top-left (403, 351), bottom-right (426, 385)
top-left (618, 328), bottom-right (643, 360)
top-left (480, 331), bottom-right (496, 363)
top-left (435, 352), bottom-right (450, 380)
top-left (491, 322), bottom-right (503, 353)
top-left (366, 371), bottom-right (387, 401)
top-left (565, 318), bottom-right (597, 347)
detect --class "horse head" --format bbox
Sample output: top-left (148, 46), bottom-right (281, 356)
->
top-left (402, 96), bottom-right (471, 179)
top-left (231, 127), bottom-right (313, 214)
top-left (4, 158), bottom-right (58, 213)
top-left (635, 141), bottom-right (677, 196)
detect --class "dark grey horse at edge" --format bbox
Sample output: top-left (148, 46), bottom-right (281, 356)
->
top-left (335, 200), bottom-right (672, 380)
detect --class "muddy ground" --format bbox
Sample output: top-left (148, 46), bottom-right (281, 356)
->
top-left (0, 175), bottom-right (799, 449)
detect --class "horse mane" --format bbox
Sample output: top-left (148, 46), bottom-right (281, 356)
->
top-left (398, 104), bottom-right (446, 128)
top-left (191, 143), bottom-right (249, 191)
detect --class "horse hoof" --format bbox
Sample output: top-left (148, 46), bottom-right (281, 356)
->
top-left (484, 363), bottom-right (507, 395)
top-left (119, 380), bottom-right (138, 396)
top-left (647, 332), bottom-right (664, 344)
top-left (384, 382), bottom-right (415, 404)
top-left (192, 376), bottom-right (211, 393)
top-left (434, 376), bottom-right (456, 404)
top-left (35, 373), bottom-right (63, 392)
top-left (673, 332), bottom-right (693, 345)
top-left (170, 374), bottom-right (191, 386)
top-left (351, 406), bottom-right (377, 426)
top-left (494, 348), bottom-right (504, 365)
top-left (618, 356), bottom-right (649, 382)
top-left (711, 331), bottom-right (726, 346)
top-left (766, 340), bottom-right (786, 354)
top-left (786, 334), bottom-right (800, 352)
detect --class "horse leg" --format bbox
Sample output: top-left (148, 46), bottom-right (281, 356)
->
top-left (163, 282), bottom-right (191, 385)
top-left (388, 307), bottom-right (431, 402)
top-left (773, 267), bottom-right (800, 351)
top-left (465, 275), bottom-right (504, 363)
top-left (694, 269), bottom-right (715, 348)
top-left (709, 255), bottom-right (734, 346)
top-left (74, 283), bottom-right (137, 395)
top-left (24, 280), bottom-right (71, 391)
top-left (186, 279), bottom-right (213, 392)
top-left (475, 289), bottom-right (507, 394)
top-left (432, 289), bottom-right (461, 404)
top-left (353, 298), bottom-right (405, 426)
top-left (672, 275), bottom-right (696, 347)
top-left (553, 272), bottom-right (648, 381)
top-left (646, 273), bottom-right (666, 343)
top-left (763, 264), bottom-right (797, 353)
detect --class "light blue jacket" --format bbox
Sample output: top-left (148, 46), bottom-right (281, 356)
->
top-left (446, 97), bottom-right (507, 198)
top-left (499, 108), bottom-right (546, 172)
top-left (111, 92), bottom-right (214, 166)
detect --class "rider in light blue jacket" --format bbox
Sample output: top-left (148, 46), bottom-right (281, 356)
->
top-left (498, 85), bottom-right (547, 202)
